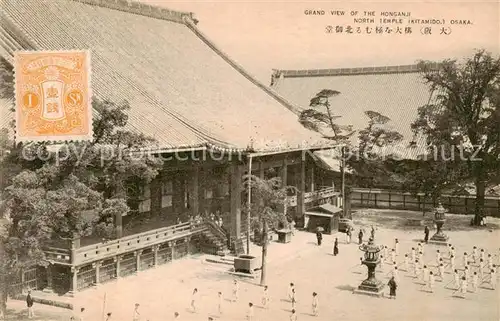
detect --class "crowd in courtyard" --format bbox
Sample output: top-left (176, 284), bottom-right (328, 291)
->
top-left (51, 221), bottom-right (499, 321)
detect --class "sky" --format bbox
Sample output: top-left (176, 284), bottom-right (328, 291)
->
top-left (140, 0), bottom-right (500, 84)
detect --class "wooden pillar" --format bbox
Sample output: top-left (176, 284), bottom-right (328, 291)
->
top-left (310, 166), bottom-right (315, 192)
top-left (258, 161), bottom-right (265, 206)
top-left (153, 245), bottom-right (159, 267)
top-left (69, 236), bottom-right (80, 277)
top-left (135, 251), bottom-right (141, 273)
top-left (115, 256), bottom-right (121, 278)
top-left (114, 182), bottom-right (126, 238)
top-left (186, 236), bottom-right (192, 254)
top-left (180, 173), bottom-right (187, 212)
top-left (69, 267), bottom-right (78, 296)
top-left (297, 157), bottom-right (306, 222)
top-left (188, 166), bottom-right (200, 216)
top-left (280, 159), bottom-right (288, 216)
top-left (169, 241), bottom-right (175, 260)
top-left (230, 162), bottom-right (243, 241)
top-left (94, 261), bottom-right (101, 285)
top-left (150, 176), bottom-right (162, 216)
top-left (172, 175), bottom-right (183, 214)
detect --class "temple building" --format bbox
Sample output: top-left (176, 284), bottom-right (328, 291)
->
top-left (270, 64), bottom-right (438, 160)
top-left (0, 0), bottom-right (340, 295)
top-left (269, 64), bottom-right (454, 213)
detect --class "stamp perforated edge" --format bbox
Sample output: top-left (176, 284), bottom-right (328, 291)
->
top-left (13, 49), bottom-right (94, 144)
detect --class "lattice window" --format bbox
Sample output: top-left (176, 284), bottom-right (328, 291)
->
top-left (99, 259), bottom-right (117, 283)
top-left (77, 264), bottom-right (96, 290)
top-left (119, 253), bottom-right (137, 277)
top-left (140, 249), bottom-right (155, 270)
top-left (157, 243), bottom-right (172, 265)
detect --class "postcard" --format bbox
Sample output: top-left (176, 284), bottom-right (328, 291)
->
top-left (0, 1), bottom-right (498, 320)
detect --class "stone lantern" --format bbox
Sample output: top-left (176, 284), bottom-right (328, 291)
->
top-left (354, 237), bottom-right (385, 297)
top-left (430, 202), bottom-right (449, 244)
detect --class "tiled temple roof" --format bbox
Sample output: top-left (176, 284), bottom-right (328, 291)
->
top-left (270, 64), bottom-right (438, 159)
top-left (0, 0), bottom-right (329, 153)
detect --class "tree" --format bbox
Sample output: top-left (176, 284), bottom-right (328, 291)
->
top-left (412, 50), bottom-right (500, 225)
top-left (299, 89), bottom-right (354, 217)
top-left (399, 157), bottom-right (464, 215)
top-left (0, 56), bottom-right (15, 317)
top-left (243, 175), bottom-right (293, 285)
top-left (356, 111), bottom-right (403, 157)
top-left (347, 111), bottom-right (403, 196)
top-left (0, 57), bottom-right (163, 314)
top-left (0, 57), bottom-right (14, 101)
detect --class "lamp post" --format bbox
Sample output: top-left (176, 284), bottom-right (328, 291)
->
top-left (354, 237), bottom-right (385, 297)
top-left (430, 202), bottom-right (449, 245)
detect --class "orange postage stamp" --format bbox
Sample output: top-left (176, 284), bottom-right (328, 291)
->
top-left (14, 50), bottom-right (92, 142)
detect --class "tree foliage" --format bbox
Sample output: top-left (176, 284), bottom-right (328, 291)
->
top-left (356, 111), bottom-right (403, 157)
top-left (0, 57), bottom-right (14, 101)
top-left (0, 56), bottom-right (163, 310)
top-left (412, 50), bottom-right (500, 224)
top-left (299, 89), bottom-right (354, 142)
top-left (346, 111), bottom-right (403, 191)
top-left (1, 98), bottom-right (163, 265)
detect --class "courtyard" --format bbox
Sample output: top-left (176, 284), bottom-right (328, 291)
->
top-left (5, 209), bottom-right (500, 321)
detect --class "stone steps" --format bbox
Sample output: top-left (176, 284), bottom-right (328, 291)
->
top-left (199, 229), bottom-right (229, 255)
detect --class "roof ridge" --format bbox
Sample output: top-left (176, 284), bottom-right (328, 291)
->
top-left (71, 0), bottom-right (197, 24)
top-left (182, 17), bottom-right (303, 116)
top-left (273, 63), bottom-right (441, 79)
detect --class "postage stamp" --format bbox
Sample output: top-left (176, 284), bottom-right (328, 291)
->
top-left (14, 50), bottom-right (92, 142)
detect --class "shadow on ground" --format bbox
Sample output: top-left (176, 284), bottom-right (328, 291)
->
top-left (4, 307), bottom-right (69, 321)
top-left (352, 209), bottom-right (500, 232)
top-left (335, 284), bottom-right (356, 292)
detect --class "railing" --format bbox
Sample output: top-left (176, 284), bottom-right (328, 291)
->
top-left (205, 219), bottom-right (228, 241)
top-left (73, 222), bottom-right (207, 266)
top-left (351, 187), bottom-right (500, 216)
top-left (304, 187), bottom-right (338, 203)
top-left (287, 187), bottom-right (340, 207)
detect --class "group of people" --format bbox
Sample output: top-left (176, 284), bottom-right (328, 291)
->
top-left (36, 223), bottom-right (497, 321)
top-left (189, 280), bottom-right (319, 320)
top-left (371, 237), bottom-right (499, 300)
top-left (314, 223), bottom-right (365, 249)
top-left (101, 279), bottom-right (320, 321)
top-left (183, 211), bottom-right (225, 228)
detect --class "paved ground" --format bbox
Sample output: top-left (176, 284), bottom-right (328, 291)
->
top-left (6, 210), bottom-right (500, 321)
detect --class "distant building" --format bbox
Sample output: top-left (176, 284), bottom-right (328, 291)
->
top-left (270, 64), bottom-right (440, 160)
